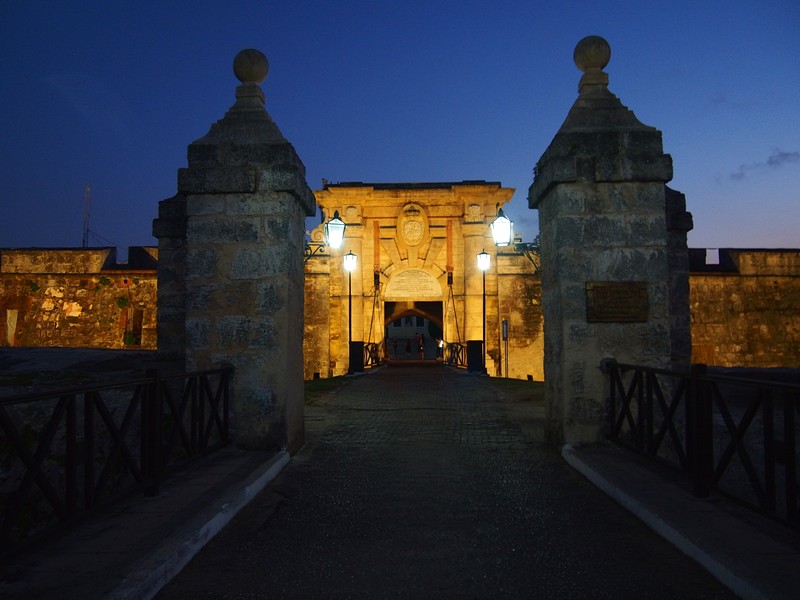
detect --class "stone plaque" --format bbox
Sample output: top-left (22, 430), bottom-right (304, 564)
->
top-left (384, 269), bottom-right (442, 300)
top-left (586, 282), bottom-right (649, 323)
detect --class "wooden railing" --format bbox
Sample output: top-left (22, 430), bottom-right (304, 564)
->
top-left (444, 342), bottom-right (467, 368)
top-left (603, 359), bottom-right (799, 529)
top-left (363, 342), bottom-right (386, 369)
top-left (0, 367), bottom-right (232, 552)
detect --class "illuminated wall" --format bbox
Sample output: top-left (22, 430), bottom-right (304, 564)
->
top-left (689, 249), bottom-right (800, 367)
top-left (0, 247), bottom-right (157, 350)
top-left (3, 245), bottom-right (799, 372)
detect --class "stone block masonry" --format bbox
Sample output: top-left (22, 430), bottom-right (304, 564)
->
top-left (0, 248), bottom-right (157, 349)
top-left (4, 246), bottom-right (798, 376)
top-left (154, 49), bottom-right (314, 453)
top-left (690, 249), bottom-right (800, 367)
top-left (529, 36), bottom-right (692, 446)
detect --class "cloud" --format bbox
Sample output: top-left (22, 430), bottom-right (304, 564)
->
top-left (767, 150), bottom-right (800, 167)
top-left (706, 94), bottom-right (727, 109)
top-left (705, 94), bottom-right (758, 111)
top-left (729, 149), bottom-right (800, 181)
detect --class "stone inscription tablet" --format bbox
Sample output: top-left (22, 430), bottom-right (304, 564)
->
top-left (384, 269), bottom-right (441, 300)
top-left (586, 282), bottom-right (649, 323)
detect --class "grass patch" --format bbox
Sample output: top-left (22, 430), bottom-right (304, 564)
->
top-left (488, 377), bottom-right (545, 403)
top-left (304, 376), bottom-right (351, 406)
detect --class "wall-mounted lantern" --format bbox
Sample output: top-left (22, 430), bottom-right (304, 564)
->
top-left (305, 210), bottom-right (347, 262)
top-left (490, 208), bottom-right (513, 247)
top-left (324, 210), bottom-right (346, 249)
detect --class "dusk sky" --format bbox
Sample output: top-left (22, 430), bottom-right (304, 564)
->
top-left (2, 1), bottom-right (798, 259)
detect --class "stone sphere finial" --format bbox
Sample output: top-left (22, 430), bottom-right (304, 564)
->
top-left (233, 49), bottom-right (269, 84)
top-left (574, 36), bottom-right (611, 72)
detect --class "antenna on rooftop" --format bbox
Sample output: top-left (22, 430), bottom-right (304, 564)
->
top-left (82, 184), bottom-right (91, 248)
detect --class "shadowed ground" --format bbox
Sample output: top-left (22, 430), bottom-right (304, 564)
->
top-left (157, 367), bottom-right (734, 599)
top-left (0, 347), bottom-right (156, 395)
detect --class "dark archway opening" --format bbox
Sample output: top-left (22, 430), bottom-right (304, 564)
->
top-left (384, 301), bottom-right (443, 362)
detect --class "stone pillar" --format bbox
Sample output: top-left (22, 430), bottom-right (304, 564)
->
top-left (665, 187), bottom-right (694, 365)
top-left (155, 49), bottom-right (315, 452)
top-left (528, 36), bottom-right (692, 446)
top-left (152, 193), bottom-right (187, 361)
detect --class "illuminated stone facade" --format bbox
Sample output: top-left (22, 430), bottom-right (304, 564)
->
top-left (0, 247), bottom-right (157, 349)
top-left (690, 249), bottom-right (800, 367)
top-left (303, 181), bottom-right (545, 381)
top-left (2, 245), bottom-right (799, 374)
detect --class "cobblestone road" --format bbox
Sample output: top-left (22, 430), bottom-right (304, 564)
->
top-left (157, 367), bottom-right (735, 599)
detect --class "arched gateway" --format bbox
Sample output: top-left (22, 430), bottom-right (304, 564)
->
top-left (303, 181), bottom-right (544, 379)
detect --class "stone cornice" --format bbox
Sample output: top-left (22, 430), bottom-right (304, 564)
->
top-left (529, 129), bottom-right (673, 207)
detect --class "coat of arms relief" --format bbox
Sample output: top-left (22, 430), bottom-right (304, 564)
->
top-left (397, 203), bottom-right (428, 249)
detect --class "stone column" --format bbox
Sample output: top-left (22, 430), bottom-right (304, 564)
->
top-left (462, 224), bottom-right (486, 342)
top-left (156, 49), bottom-right (315, 452)
top-left (349, 237), bottom-right (364, 345)
top-left (528, 36), bottom-right (692, 446)
top-left (462, 219), bottom-right (487, 372)
top-left (485, 251), bottom-right (500, 376)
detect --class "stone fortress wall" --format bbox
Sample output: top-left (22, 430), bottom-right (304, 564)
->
top-left (689, 248), bottom-right (800, 367)
top-left (1, 243), bottom-right (798, 373)
top-left (0, 247), bottom-right (158, 350)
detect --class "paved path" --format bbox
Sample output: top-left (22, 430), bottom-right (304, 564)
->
top-left (157, 367), bottom-right (735, 599)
